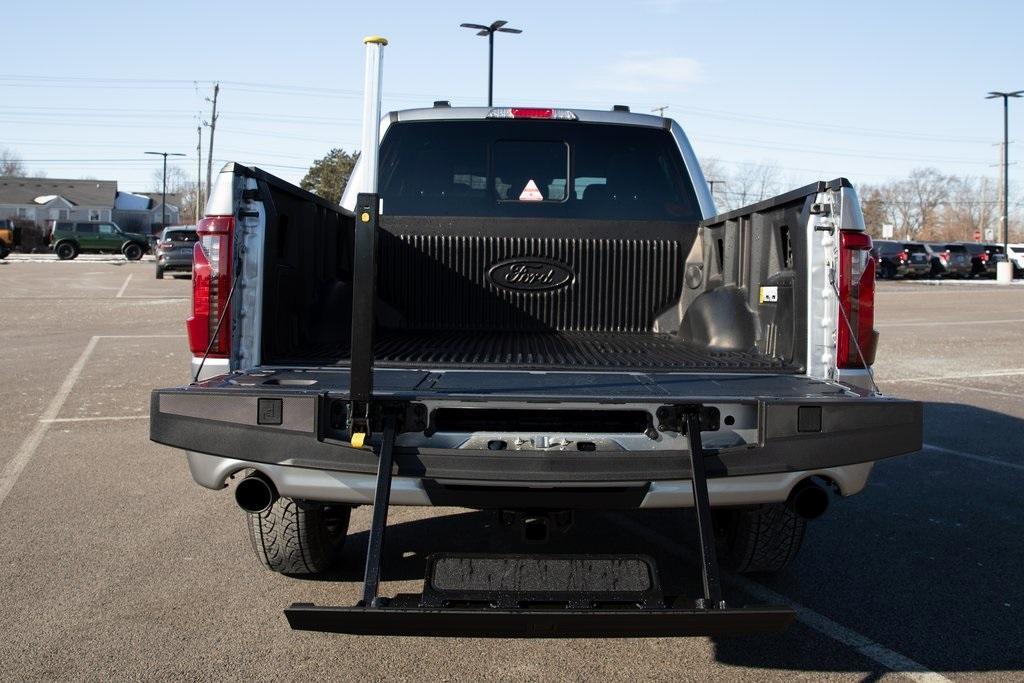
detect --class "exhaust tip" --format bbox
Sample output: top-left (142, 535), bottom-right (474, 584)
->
top-left (788, 480), bottom-right (829, 520)
top-left (235, 473), bottom-right (278, 514)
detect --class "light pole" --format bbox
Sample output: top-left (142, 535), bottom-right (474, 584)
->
top-left (145, 151), bottom-right (186, 230)
top-left (460, 20), bottom-right (522, 106)
top-left (985, 90), bottom-right (1022, 274)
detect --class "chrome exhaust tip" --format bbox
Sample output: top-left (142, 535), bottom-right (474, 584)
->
top-left (234, 472), bottom-right (278, 514)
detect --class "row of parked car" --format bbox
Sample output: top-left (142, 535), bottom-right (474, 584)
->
top-left (873, 240), bottom-right (1024, 279)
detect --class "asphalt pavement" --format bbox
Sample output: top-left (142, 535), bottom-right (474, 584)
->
top-left (0, 259), bottom-right (1021, 681)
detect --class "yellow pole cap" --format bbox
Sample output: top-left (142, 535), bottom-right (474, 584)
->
top-left (363, 36), bottom-right (389, 45)
top-left (351, 432), bottom-right (367, 449)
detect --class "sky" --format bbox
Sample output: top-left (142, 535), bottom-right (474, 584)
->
top-left (3, 0), bottom-right (1023, 200)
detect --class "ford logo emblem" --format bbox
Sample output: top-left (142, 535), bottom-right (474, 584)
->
top-left (488, 258), bottom-right (574, 291)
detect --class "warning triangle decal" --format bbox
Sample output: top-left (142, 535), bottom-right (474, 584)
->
top-left (518, 179), bottom-right (544, 201)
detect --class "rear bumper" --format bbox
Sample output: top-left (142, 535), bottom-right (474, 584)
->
top-left (184, 449), bottom-right (876, 508)
top-left (150, 369), bottom-right (921, 501)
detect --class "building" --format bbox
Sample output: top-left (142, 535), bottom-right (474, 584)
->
top-left (113, 191), bottom-right (182, 234)
top-left (0, 177), bottom-right (117, 226)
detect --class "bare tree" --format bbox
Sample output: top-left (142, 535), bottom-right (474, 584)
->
top-left (1, 149), bottom-right (26, 177)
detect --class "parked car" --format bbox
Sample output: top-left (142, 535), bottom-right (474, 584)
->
top-left (48, 220), bottom-right (150, 260)
top-left (874, 239), bottom-right (930, 279)
top-left (0, 218), bottom-right (21, 259)
top-left (154, 225), bottom-right (198, 279)
top-left (926, 242), bottom-right (972, 278)
top-left (1007, 243), bottom-right (1024, 277)
top-left (962, 242), bottom-right (1006, 277)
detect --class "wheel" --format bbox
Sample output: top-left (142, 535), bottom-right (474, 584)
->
top-left (123, 242), bottom-right (143, 261)
top-left (716, 504), bottom-right (806, 574)
top-left (155, 266), bottom-right (164, 280)
top-left (246, 496), bottom-right (351, 575)
top-left (880, 261), bottom-right (896, 279)
top-left (0, 244), bottom-right (9, 259)
top-left (55, 242), bottom-right (77, 260)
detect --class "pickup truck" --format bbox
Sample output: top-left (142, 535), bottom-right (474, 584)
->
top-left (150, 104), bottom-right (922, 637)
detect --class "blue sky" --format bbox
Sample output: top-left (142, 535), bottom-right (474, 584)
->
top-left (3, 0), bottom-right (1022, 195)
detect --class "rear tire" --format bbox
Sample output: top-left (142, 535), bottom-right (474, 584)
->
top-left (155, 266), bottom-right (164, 279)
top-left (123, 242), bottom-right (143, 261)
top-left (717, 504), bottom-right (806, 574)
top-left (55, 242), bottom-right (77, 260)
top-left (246, 496), bottom-right (351, 575)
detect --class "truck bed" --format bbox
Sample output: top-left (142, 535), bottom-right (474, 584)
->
top-left (277, 330), bottom-right (795, 372)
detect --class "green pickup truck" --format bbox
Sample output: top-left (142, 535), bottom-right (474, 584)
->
top-left (48, 220), bottom-right (150, 260)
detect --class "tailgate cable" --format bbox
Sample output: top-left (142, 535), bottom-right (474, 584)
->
top-left (830, 278), bottom-right (879, 394)
top-left (192, 272), bottom-right (239, 384)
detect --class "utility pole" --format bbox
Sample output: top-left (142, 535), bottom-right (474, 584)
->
top-left (652, 105), bottom-right (669, 117)
top-left (196, 125), bottom-right (203, 223)
top-left (145, 151), bottom-right (186, 230)
top-left (986, 90), bottom-right (1022, 277)
top-left (205, 82), bottom-right (220, 199)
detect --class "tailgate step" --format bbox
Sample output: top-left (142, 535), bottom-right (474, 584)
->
top-left (285, 407), bottom-right (796, 637)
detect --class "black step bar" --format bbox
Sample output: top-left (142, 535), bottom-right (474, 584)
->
top-left (285, 405), bottom-right (795, 637)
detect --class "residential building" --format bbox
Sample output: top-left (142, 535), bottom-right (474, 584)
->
top-left (0, 177), bottom-right (117, 226)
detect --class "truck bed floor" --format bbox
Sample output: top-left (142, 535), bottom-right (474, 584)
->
top-left (280, 331), bottom-right (794, 372)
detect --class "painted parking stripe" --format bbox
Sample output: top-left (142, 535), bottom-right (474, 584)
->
top-left (882, 368), bottom-right (1024, 383)
top-left (0, 334), bottom-right (184, 510)
top-left (876, 318), bottom-right (1024, 328)
top-left (913, 380), bottom-right (1023, 402)
top-left (923, 443), bottom-right (1024, 472)
top-left (606, 514), bottom-right (951, 682)
top-left (115, 273), bottom-right (134, 298)
top-left (39, 415), bottom-right (148, 424)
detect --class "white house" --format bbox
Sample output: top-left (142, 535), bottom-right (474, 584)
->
top-left (0, 177), bottom-right (117, 225)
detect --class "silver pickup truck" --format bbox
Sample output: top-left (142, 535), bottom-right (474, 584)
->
top-left (150, 104), bottom-right (921, 637)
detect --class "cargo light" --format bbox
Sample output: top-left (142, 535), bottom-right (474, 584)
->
top-left (186, 216), bottom-right (233, 358)
top-left (487, 107), bottom-right (577, 120)
top-left (837, 230), bottom-right (877, 369)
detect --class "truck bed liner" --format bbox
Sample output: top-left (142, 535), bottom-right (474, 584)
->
top-left (277, 330), bottom-right (795, 372)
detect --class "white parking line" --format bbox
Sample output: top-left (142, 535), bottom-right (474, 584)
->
top-left (923, 443), bottom-right (1024, 472)
top-left (115, 273), bottom-right (134, 298)
top-left (883, 368), bottom-right (1024, 383)
top-left (605, 514), bottom-right (951, 683)
top-left (913, 380), bottom-right (1023, 401)
top-left (39, 415), bottom-right (148, 424)
top-left (0, 334), bottom-right (184, 510)
top-left (876, 318), bottom-right (1024, 328)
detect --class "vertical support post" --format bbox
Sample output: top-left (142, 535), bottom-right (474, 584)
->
top-left (361, 414), bottom-right (397, 607)
top-left (347, 36), bottom-right (388, 440)
top-left (685, 410), bottom-right (725, 609)
top-left (487, 31), bottom-right (494, 107)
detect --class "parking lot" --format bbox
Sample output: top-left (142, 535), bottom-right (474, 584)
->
top-left (1, 259), bottom-right (1022, 680)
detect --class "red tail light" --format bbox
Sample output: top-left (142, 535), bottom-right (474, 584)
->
top-left (837, 230), bottom-right (876, 369)
top-left (979, 252), bottom-right (989, 263)
top-left (186, 216), bottom-right (233, 358)
top-left (898, 251), bottom-right (909, 263)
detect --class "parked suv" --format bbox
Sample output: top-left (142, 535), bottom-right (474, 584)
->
top-left (927, 242), bottom-right (972, 278)
top-left (874, 239), bottom-right (929, 278)
top-left (48, 221), bottom-right (149, 261)
top-left (154, 225), bottom-right (198, 279)
top-left (0, 219), bottom-right (21, 259)
top-left (963, 242), bottom-right (1006, 278)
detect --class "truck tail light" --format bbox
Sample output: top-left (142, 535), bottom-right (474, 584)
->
top-left (979, 252), bottom-right (989, 263)
top-left (837, 230), bottom-right (877, 369)
top-left (898, 251), bottom-right (908, 263)
top-left (487, 107), bottom-right (578, 120)
top-left (186, 216), bottom-right (233, 358)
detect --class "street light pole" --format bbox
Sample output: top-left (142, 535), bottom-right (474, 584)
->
top-left (986, 91), bottom-right (1022, 259)
top-left (145, 151), bottom-right (186, 230)
top-left (460, 20), bottom-right (522, 106)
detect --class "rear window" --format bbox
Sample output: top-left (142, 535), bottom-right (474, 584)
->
top-left (377, 120), bottom-right (701, 221)
top-left (76, 223), bottom-right (97, 234)
top-left (876, 241), bottom-right (903, 255)
top-left (945, 244), bottom-right (967, 253)
top-left (165, 230), bottom-right (198, 243)
top-left (903, 243), bottom-right (926, 253)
